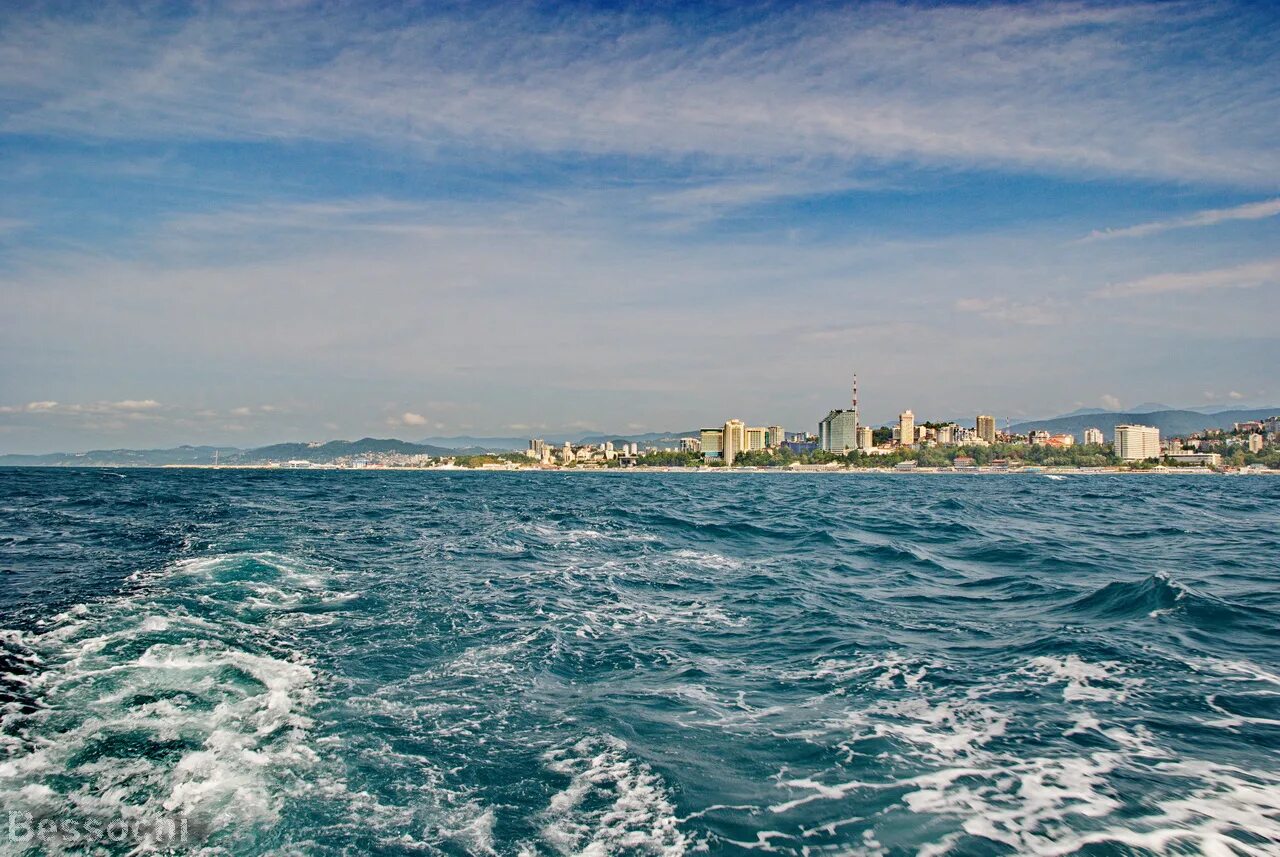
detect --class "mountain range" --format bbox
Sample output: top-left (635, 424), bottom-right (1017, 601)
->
top-left (1008, 408), bottom-right (1277, 442)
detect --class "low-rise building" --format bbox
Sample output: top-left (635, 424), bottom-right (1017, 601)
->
top-left (1168, 452), bottom-right (1221, 467)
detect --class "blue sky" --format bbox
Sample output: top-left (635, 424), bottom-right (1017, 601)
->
top-left (1, 0), bottom-right (1278, 452)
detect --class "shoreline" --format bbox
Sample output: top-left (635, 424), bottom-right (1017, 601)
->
top-left (3, 464), bottom-right (1272, 475)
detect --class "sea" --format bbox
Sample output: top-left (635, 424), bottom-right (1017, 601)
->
top-left (0, 468), bottom-right (1277, 856)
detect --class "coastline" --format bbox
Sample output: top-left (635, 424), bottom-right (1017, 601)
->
top-left (3, 464), bottom-right (1270, 475)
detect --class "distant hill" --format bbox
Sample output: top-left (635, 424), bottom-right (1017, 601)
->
top-left (0, 445), bottom-right (243, 467)
top-left (0, 437), bottom-right (460, 467)
top-left (1010, 408), bottom-right (1279, 442)
top-left (420, 431), bottom-right (699, 451)
top-left (418, 436), bottom-right (528, 451)
top-left (243, 438), bottom-right (459, 461)
top-left (1, 428), bottom-right (706, 467)
top-left (576, 430), bottom-right (700, 446)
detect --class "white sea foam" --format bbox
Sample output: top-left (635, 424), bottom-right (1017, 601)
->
top-left (540, 735), bottom-right (689, 855)
top-left (806, 652), bottom-right (938, 690)
top-left (669, 549), bottom-right (743, 571)
top-left (766, 646), bottom-right (1276, 856)
top-left (0, 552), bottom-right (327, 850)
top-left (1023, 655), bottom-right (1143, 702)
top-left (824, 697), bottom-right (1009, 765)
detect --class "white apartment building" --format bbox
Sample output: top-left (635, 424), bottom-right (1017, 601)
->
top-left (899, 410), bottom-right (915, 447)
top-left (1083, 427), bottom-right (1105, 446)
top-left (1114, 424), bottom-right (1161, 461)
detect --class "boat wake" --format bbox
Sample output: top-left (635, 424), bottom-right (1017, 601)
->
top-left (0, 553), bottom-right (328, 852)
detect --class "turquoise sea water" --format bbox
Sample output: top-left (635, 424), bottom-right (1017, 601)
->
top-left (1, 469), bottom-right (1278, 855)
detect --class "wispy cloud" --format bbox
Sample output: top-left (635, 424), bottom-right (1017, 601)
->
top-left (1083, 198), bottom-right (1280, 241)
top-left (954, 296), bottom-right (1061, 326)
top-left (1092, 258), bottom-right (1280, 299)
top-left (1, 2), bottom-right (1276, 185)
top-left (0, 399), bottom-right (162, 415)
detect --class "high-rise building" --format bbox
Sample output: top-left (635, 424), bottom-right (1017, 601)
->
top-left (898, 410), bottom-right (915, 447)
top-left (745, 426), bottom-right (767, 452)
top-left (527, 438), bottom-right (546, 459)
top-left (819, 409), bottom-right (859, 453)
top-left (856, 426), bottom-right (873, 452)
top-left (1114, 424), bottom-right (1160, 461)
top-left (976, 415), bottom-right (996, 444)
top-left (1083, 427), bottom-right (1105, 446)
top-left (818, 374), bottom-right (860, 454)
top-left (766, 426), bottom-right (785, 449)
top-left (722, 419), bottom-right (747, 465)
top-left (700, 428), bottom-right (723, 460)
top-left (935, 424), bottom-right (954, 445)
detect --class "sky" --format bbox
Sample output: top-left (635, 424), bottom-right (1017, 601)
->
top-left (1, 0), bottom-right (1278, 453)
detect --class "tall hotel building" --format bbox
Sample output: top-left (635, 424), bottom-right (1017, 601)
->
top-left (1114, 424), bottom-right (1161, 461)
top-left (721, 419), bottom-right (747, 465)
top-left (699, 428), bottom-right (723, 460)
top-left (702, 419), bottom-right (781, 464)
top-left (818, 409), bottom-right (859, 453)
top-left (976, 415), bottom-right (996, 444)
top-left (819, 373), bottom-right (860, 454)
top-left (898, 410), bottom-right (915, 448)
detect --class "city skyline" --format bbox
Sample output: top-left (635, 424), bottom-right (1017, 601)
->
top-left (2, 1), bottom-right (1279, 454)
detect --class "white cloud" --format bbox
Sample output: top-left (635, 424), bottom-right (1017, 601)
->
top-left (1101, 394), bottom-right (1122, 410)
top-left (0, 399), bottom-right (163, 415)
top-left (1083, 197), bottom-right (1280, 242)
top-left (954, 296), bottom-right (1060, 326)
top-left (1092, 258), bottom-right (1280, 299)
top-left (1, 2), bottom-right (1277, 185)
top-left (230, 406), bottom-right (252, 416)
top-left (1228, 390), bottom-right (1244, 399)
top-left (393, 412), bottom-right (428, 426)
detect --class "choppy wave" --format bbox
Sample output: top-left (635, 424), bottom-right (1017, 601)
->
top-left (0, 552), bottom-right (324, 852)
top-left (1, 469), bottom-right (1278, 855)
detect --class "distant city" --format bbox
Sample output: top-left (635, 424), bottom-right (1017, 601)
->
top-left (516, 374), bottom-right (1277, 473)
top-left (5, 374), bottom-right (1274, 473)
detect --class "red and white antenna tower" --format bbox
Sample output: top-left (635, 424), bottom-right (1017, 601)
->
top-left (851, 373), bottom-right (858, 412)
